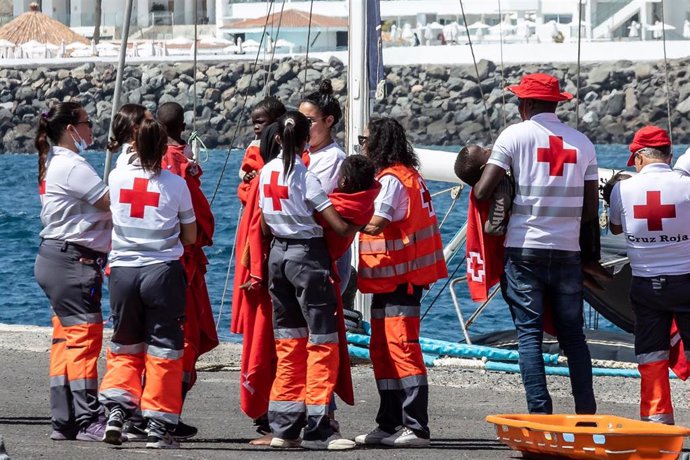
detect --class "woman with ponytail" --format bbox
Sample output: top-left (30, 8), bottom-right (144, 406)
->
top-left (109, 104), bottom-right (152, 169)
top-left (258, 111), bottom-right (358, 451)
top-left (99, 119), bottom-right (197, 449)
top-left (33, 101), bottom-right (112, 442)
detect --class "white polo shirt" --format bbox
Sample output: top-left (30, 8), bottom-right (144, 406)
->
top-left (39, 146), bottom-right (112, 253)
top-left (259, 154), bottom-right (331, 239)
top-left (487, 112), bottom-right (598, 252)
top-left (108, 161), bottom-right (195, 267)
top-left (609, 162), bottom-right (690, 277)
top-left (114, 143), bottom-right (135, 169)
top-left (673, 147), bottom-right (690, 176)
top-left (373, 175), bottom-right (409, 223)
top-left (306, 141), bottom-right (346, 194)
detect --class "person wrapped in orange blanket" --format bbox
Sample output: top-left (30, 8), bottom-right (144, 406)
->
top-left (158, 102), bottom-right (219, 439)
top-left (237, 97), bottom-right (287, 206)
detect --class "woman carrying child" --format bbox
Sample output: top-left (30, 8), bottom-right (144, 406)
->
top-left (258, 111), bottom-right (359, 451)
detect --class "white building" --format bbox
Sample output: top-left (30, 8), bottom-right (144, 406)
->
top-left (11, 0), bottom-right (690, 41)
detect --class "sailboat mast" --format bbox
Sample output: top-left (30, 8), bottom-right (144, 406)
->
top-left (348, 0), bottom-right (372, 319)
top-left (103, 0), bottom-right (134, 183)
top-left (346, 0), bottom-right (369, 155)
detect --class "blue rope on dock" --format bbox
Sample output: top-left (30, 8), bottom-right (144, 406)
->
top-left (346, 332), bottom-right (677, 379)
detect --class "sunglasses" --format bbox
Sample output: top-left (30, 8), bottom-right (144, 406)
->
top-left (357, 135), bottom-right (368, 146)
top-left (75, 120), bottom-right (93, 129)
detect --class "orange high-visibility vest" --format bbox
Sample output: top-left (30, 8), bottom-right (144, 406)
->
top-left (358, 164), bottom-right (448, 294)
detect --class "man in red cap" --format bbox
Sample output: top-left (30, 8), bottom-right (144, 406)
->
top-left (474, 73), bottom-right (598, 415)
top-left (608, 126), bottom-right (690, 425)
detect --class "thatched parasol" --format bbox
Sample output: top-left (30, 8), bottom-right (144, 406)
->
top-left (0, 2), bottom-right (89, 46)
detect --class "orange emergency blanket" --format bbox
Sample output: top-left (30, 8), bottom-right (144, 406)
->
top-left (162, 145), bottom-right (219, 385)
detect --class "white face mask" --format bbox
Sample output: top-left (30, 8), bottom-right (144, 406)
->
top-left (69, 131), bottom-right (89, 154)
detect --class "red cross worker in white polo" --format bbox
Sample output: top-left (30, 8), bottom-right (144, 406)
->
top-left (609, 125), bottom-right (690, 426)
top-left (474, 72), bottom-right (599, 416)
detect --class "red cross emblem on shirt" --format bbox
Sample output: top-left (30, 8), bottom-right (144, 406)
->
top-left (633, 190), bottom-right (676, 231)
top-left (537, 135), bottom-right (577, 176)
top-left (264, 171), bottom-right (289, 211)
top-left (418, 177), bottom-right (435, 216)
top-left (120, 177), bottom-right (160, 218)
top-left (467, 251), bottom-right (485, 282)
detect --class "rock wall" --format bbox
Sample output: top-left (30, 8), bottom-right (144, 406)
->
top-left (2, 56), bottom-right (689, 153)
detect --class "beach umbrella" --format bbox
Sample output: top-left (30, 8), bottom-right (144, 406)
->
top-left (167, 37), bottom-right (193, 46)
top-left (0, 3), bottom-right (89, 46)
top-left (468, 21), bottom-right (490, 30)
top-left (646, 22), bottom-right (676, 32)
top-left (200, 36), bottom-right (233, 47)
top-left (489, 22), bottom-right (517, 34)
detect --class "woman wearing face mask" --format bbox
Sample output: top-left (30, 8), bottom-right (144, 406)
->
top-left (34, 102), bottom-right (112, 442)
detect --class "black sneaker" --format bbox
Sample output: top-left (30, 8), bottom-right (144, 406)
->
top-left (172, 420), bottom-right (198, 440)
top-left (124, 421), bottom-right (148, 441)
top-left (146, 419), bottom-right (179, 449)
top-left (104, 407), bottom-right (126, 446)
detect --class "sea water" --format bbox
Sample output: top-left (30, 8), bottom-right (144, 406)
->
top-left (1, 145), bottom-right (687, 343)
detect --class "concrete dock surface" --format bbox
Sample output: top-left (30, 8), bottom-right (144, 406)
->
top-left (1, 324), bottom-right (689, 459)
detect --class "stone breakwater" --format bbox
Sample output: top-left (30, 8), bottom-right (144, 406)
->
top-left (2, 56), bottom-right (690, 153)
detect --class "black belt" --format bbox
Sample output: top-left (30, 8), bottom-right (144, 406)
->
top-left (41, 238), bottom-right (106, 260)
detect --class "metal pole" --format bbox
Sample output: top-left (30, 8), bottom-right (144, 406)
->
top-left (103, 0), bottom-right (134, 183)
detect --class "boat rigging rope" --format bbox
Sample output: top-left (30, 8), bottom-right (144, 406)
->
top-left (660, 0), bottom-right (673, 144)
top-left (213, 3), bottom-right (288, 330)
top-left (264, 0), bottom-right (287, 97)
top-left (301, 0), bottom-right (315, 96)
top-left (208, 2), bottom-right (276, 206)
top-left (216, 206), bottom-right (243, 330)
top-left (192, 4), bottom-right (198, 135)
top-left (420, 255), bottom-right (465, 322)
top-left (497, 0), bottom-right (506, 128)
top-left (458, 0), bottom-right (494, 144)
top-left (575, 1), bottom-right (582, 129)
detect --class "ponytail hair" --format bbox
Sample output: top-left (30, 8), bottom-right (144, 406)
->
top-left (35, 101), bottom-right (83, 184)
top-left (277, 111), bottom-right (310, 176)
top-left (300, 79), bottom-right (342, 128)
top-left (107, 104), bottom-right (148, 153)
top-left (136, 119), bottom-right (167, 175)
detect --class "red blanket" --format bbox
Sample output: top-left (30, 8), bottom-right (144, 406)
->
top-left (237, 143), bottom-right (263, 207)
top-left (466, 190), bottom-right (505, 302)
top-left (231, 176), bottom-right (275, 419)
top-left (315, 183), bottom-right (381, 406)
top-left (162, 145), bottom-right (219, 362)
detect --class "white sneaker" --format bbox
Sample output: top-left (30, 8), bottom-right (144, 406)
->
top-left (301, 433), bottom-right (356, 450)
top-left (354, 427), bottom-right (393, 445)
top-left (269, 437), bottom-right (301, 448)
top-left (381, 427), bottom-right (430, 447)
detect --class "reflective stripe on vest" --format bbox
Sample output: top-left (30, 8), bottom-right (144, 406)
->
top-left (358, 164), bottom-right (447, 294)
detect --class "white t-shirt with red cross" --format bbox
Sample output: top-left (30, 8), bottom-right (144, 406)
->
top-left (487, 112), bottom-right (598, 252)
top-left (39, 146), bottom-right (112, 253)
top-left (609, 163), bottom-right (690, 277)
top-left (259, 154), bottom-right (331, 239)
top-left (108, 161), bottom-right (195, 267)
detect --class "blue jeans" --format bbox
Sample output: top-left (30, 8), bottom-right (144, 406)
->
top-left (501, 248), bottom-right (596, 415)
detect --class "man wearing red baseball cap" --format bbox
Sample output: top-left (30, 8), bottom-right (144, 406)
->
top-left (608, 125), bottom-right (690, 425)
top-left (474, 73), bottom-right (598, 415)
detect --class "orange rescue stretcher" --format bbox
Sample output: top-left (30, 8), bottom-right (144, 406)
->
top-left (486, 414), bottom-right (690, 460)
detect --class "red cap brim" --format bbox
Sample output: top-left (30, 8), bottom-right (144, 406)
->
top-left (507, 85), bottom-right (574, 102)
top-left (626, 152), bottom-right (636, 167)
